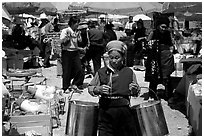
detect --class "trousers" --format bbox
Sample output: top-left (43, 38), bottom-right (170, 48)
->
top-left (61, 50), bottom-right (84, 91)
top-left (98, 106), bottom-right (138, 136)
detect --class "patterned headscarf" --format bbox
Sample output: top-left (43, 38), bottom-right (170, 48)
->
top-left (106, 40), bottom-right (127, 54)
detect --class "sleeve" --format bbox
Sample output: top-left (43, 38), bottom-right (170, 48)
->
top-left (60, 29), bottom-right (67, 40)
top-left (131, 71), bottom-right (140, 96)
top-left (60, 29), bottom-right (70, 44)
top-left (147, 31), bottom-right (154, 41)
top-left (132, 71), bottom-right (138, 85)
top-left (88, 72), bottom-right (101, 97)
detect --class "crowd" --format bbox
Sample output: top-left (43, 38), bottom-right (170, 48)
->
top-left (2, 12), bottom-right (202, 136)
top-left (2, 12), bottom-right (202, 99)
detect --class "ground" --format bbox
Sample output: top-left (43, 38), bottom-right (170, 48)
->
top-left (41, 60), bottom-right (190, 136)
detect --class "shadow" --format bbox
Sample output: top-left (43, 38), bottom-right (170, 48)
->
top-left (167, 93), bottom-right (186, 115)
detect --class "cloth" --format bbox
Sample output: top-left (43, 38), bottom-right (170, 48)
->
top-left (60, 27), bottom-right (80, 51)
top-left (88, 66), bottom-right (139, 136)
top-left (98, 106), bottom-right (138, 136)
top-left (106, 40), bottom-right (127, 54)
top-left (125, 22), bottom-right (134, 30)
top-left (88, 28), bottom-right (104, 45)
top-left (89, 66), bottom-right (138, 97)
top-left (61, 50), bottom-right (84, 91)
top-left (187, 82), bottom-right (202, 135)
top-left (40, 22), bottom-right (53, 35)
top-left (115, 31), bottom-right (127, 40)
top-left (104, 30), bottom-right (117, 43)
top-left (87, 27), bottom-right (105, 74)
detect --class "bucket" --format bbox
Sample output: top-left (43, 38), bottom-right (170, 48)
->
top-left (65, 100), bottom-right (99, 136)
top-left (131, 87), bottom-right (169, 136)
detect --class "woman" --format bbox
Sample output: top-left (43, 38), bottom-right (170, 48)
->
top-left (134, 19), bottom-right (147, 65)
top-left (145, 16), bottom-right (175, 100)
top-left (88, 40), bottom-right (140, 136)
top-left (60, 16), bottom-right (85, 92)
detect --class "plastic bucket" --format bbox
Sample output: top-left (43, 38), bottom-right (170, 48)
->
top-left (65, 100), bottom-right (99, 136)
top-left (131, 87), bottom-right (169, 136)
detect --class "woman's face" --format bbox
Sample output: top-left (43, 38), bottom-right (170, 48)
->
top-left (108, 50), bottom-right (123, 69)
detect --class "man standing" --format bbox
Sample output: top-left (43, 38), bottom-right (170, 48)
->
top-left (60, 16), bottom-right (84, 92)
top-left (38, 13), bottom-right (54, 67)
top-left (125, 16), bottom-right (134, 36)
top-left (87, 21), bottom-right (105, 74)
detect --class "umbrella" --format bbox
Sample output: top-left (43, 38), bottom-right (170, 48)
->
top-left (84, 2), bottom-right (162, 15)
top-left (3, 2), bottom-right (40, 15)
top-left (133, 14), bottom-right (151, 21)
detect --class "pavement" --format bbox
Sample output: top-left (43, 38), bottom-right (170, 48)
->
top-left (41, 60), bottom-right (191, 136)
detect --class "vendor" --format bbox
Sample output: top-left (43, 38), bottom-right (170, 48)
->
top-left (38, 13), bottom-right (54, 67)
top-left (88, 40), bottom-right (140, 136)
top-left (146, 16), bottom-right (175, 100)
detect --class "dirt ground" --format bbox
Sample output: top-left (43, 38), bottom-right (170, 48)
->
top-left (41, 60), bottom-right (191, 136)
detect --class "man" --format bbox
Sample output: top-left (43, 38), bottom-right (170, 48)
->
top-left (125, 16), bottom-right (134, 36)
top-left (38, 13), bottom-right (54, 67)
top-left (60, 16), bottom-right (84, 92)
top-left (87, 21), bottom-right (105, 74)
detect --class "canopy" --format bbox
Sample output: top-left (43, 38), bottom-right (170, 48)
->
top-left (84, 2), bottom-right (162, 15)
top-left (2, 5), bottom-right (12, 21)
top-left (33, 2), bottom-right (57, 16)
top-left (3, 2), bottom-right (57, 16)
top-left (162, 2), bottom-right (202, 13)
top-left (162, 2), bottom-right (202, 21)
top-left (133, 14), bottom-right (151, 21)
top-left (3, 2), bottom-right (39, 15)
top-left (107, 14), bottom-right (128, 19)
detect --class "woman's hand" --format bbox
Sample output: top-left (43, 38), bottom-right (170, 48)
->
top-left (129, 82), bottom-right (140, 96)
top-left (94, 85), bottom-right (111, 95)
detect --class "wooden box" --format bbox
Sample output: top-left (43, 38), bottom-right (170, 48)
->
top-left (9, 100), bottom-right (53, 136)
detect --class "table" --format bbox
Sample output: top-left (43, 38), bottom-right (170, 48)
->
top-left (180, 57), bottom-right (202, 72)
top-left (187, 82), bottom-right (202, 136)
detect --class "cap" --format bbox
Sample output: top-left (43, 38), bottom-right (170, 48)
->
top-left (106, 40), bottom-right (127, 54)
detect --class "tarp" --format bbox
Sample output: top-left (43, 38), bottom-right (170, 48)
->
top-left (133, 14), bottom-right (151, 21)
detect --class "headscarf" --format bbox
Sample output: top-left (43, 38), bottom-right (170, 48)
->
top-left (106, 40), bottom-right (127, 54)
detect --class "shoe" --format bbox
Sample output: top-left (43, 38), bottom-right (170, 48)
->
top-left (64, 88), bottom-right (72, 94)
top-left (70, 85), bottom-right (83, 94)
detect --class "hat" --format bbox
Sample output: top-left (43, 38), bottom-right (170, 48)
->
top-left (106, 40), bottom-right (127, 54)
top-left (39, 13), bottom-right (48, 20)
